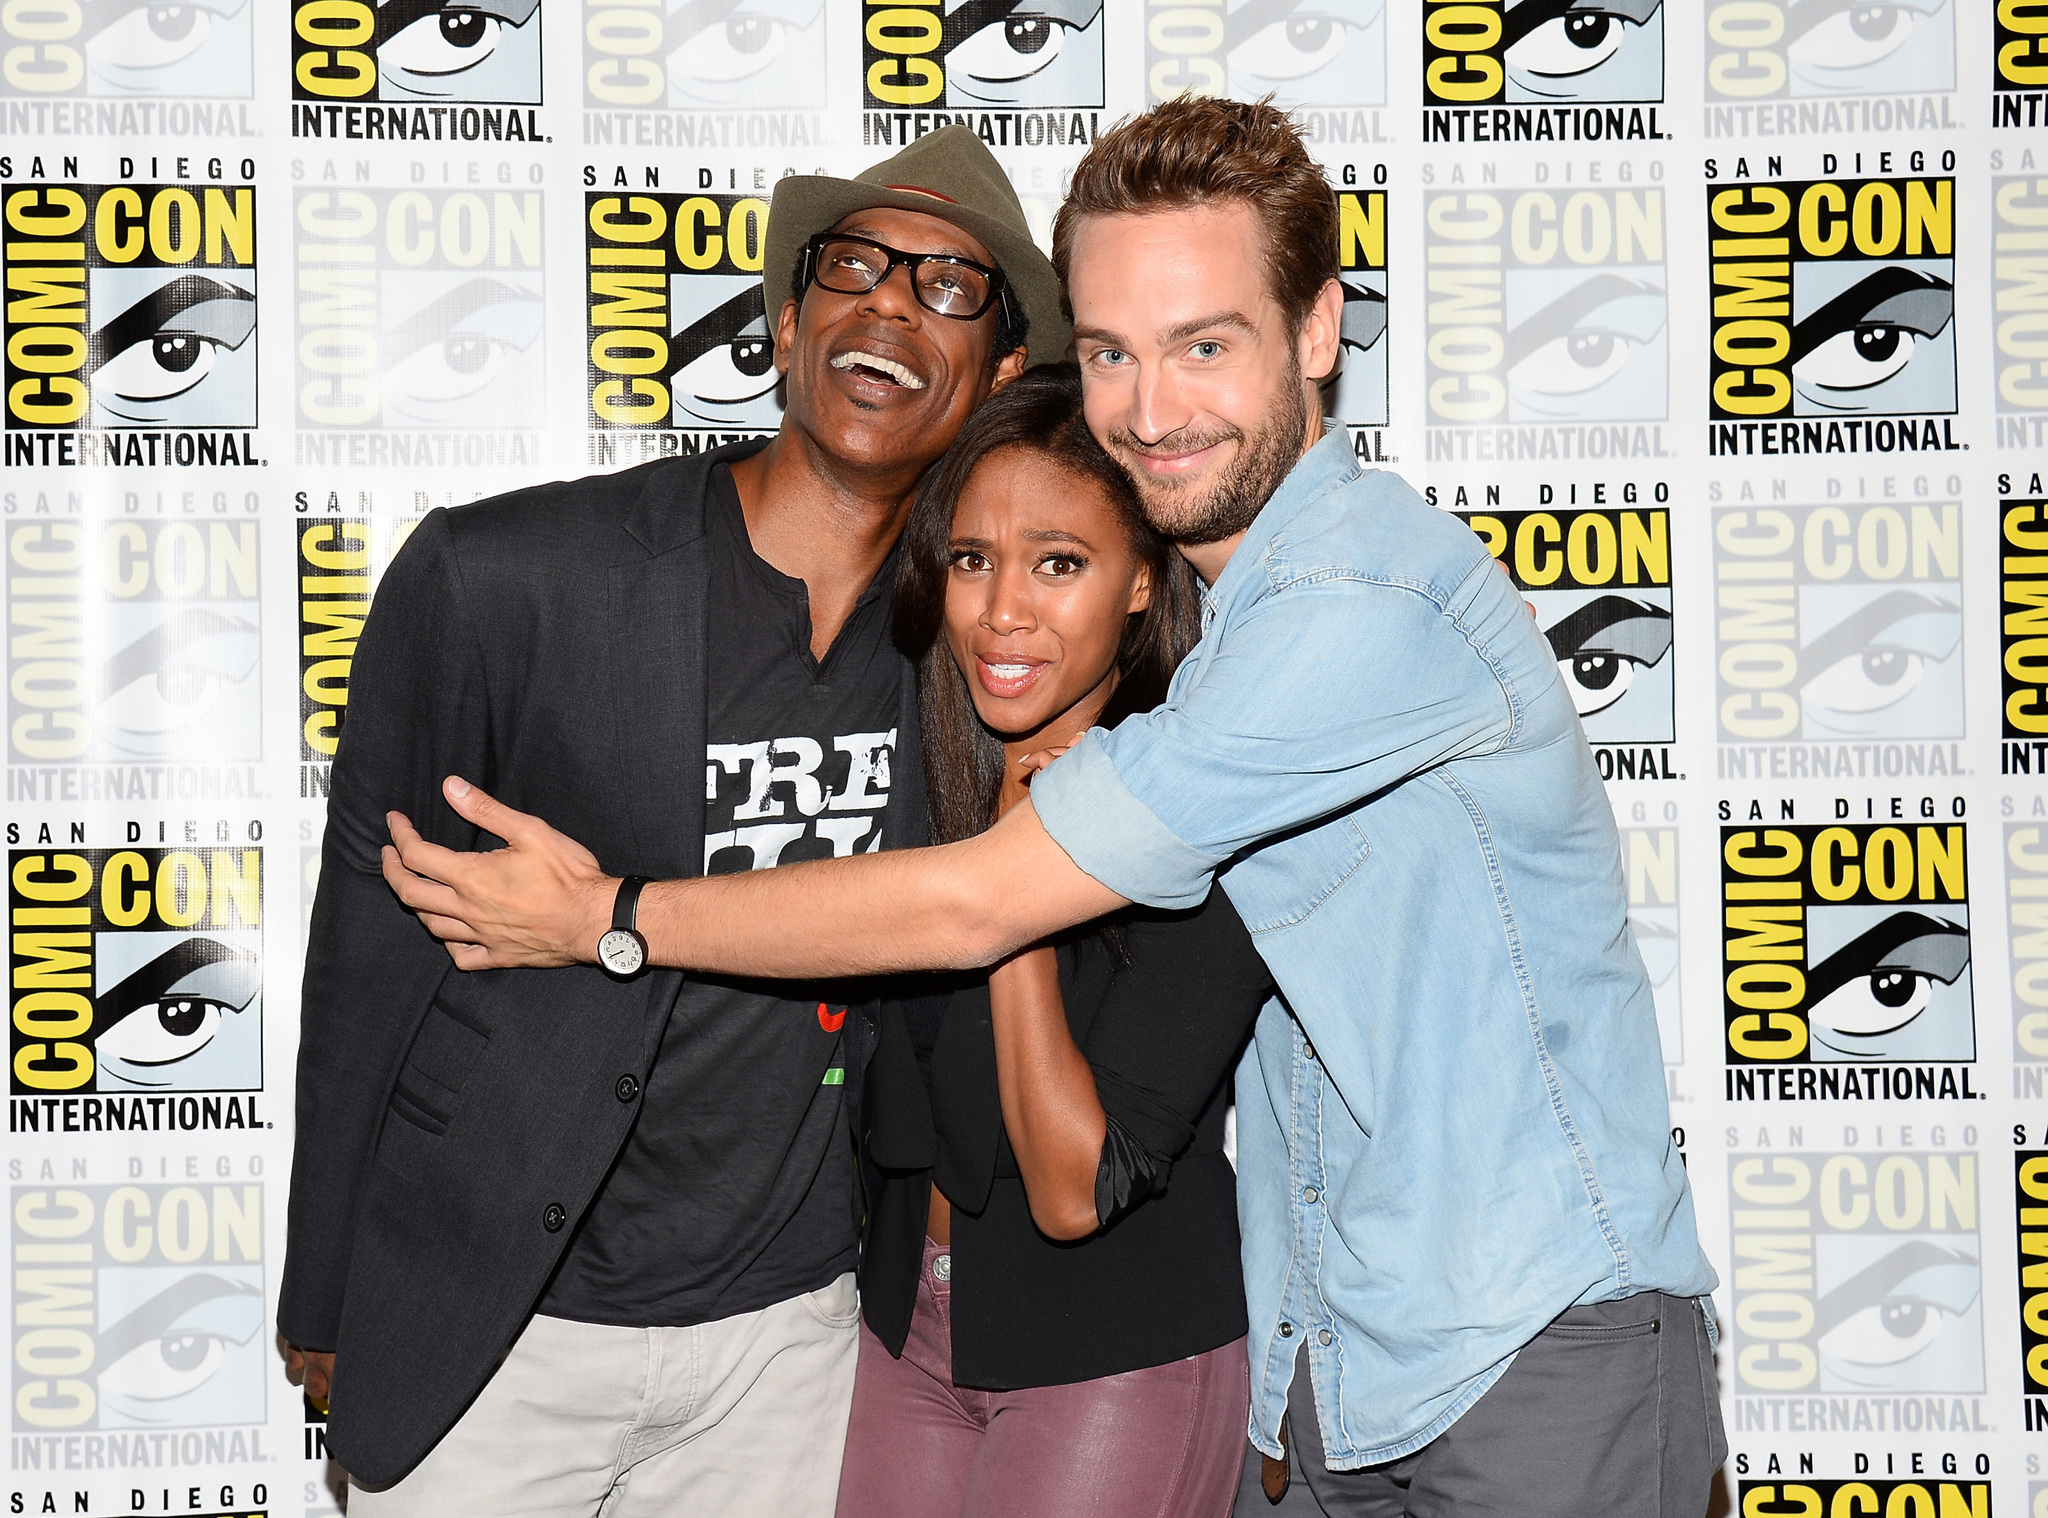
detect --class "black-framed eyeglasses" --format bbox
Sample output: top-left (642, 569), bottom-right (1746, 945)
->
top-left (800, 232), bottom-right (1010, 322)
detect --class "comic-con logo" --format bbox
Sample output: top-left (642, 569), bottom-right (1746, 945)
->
top-left (294, 190), bottom-right (543, 433)
top-left (1423, 0), bottom-right (1662, 106)
top-left (3, 184), bottom-right (255, 434)
top-left (586, 0), bottom-right (824, 110)
top-left (1996, 1), bottom-right (2048, 126)
top-left (1739, 1485), bottom-right (1988, 1516)
top-left (2004, 500), bottom-right (2048, 769)
top-left (2008, 823), bottom-right (2048, 1063)
top-left (1996, 182), bottom-right (2048, 420)
top-left (2019, 1153), bottom-right (2048, 1399)
top-left (291, 0), bottom-right (540, 103)
top-left (1706, 176), bottom-right (1955, 425)
top-left (1705, 0), bottom-right (1954, 103)
top-left (1623, 826), bottom-right (1681, 1062)
top-left (1423, 186), bottom-right (1666, 426)
top-left (299, 521), bottom-right (368, 763)
top-left (1330, 190), bottom-right (1386, 429)
top-left (1729, 1149), bottom-right (1981, 1394)
top-left (10, 848), bottom-right (261, 1096)
top-left (12, 1183), bottom-right (264, 1432)
top-left (863, 0), bottom-right (1103, 109)
top-left (1712, 502), bottom-right (1962, 746)
top-left (5, 521), bottom-right (261, 766)
top-left (1143, 0), bottom-right (1383, 110)
top-left (586, 192), bottom-right (779, 433)
top-left (1721, 825), bottom-right (1974, 1076)
top-left (295, 515), bottom-right (416, 768)
top-left (1461, 505), bottom-right (1674, 751)
top-left (2, 0), bottom-right (252, 98)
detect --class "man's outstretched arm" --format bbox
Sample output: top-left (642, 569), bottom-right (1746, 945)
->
top-left (382, 773), bottom-right (1130, 977)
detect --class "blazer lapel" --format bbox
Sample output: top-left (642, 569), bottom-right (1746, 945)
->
top-left (607, 543), bottom-right (709, 882)
top-left (605, 448), bottom-right (759, 882)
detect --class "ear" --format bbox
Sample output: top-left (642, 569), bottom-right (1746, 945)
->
top-left (773, 295), bottom-right (801, 374)
top-left (1127, 560), bottom-right (1153, 616)
top-left (988, 345), bottom-right (1028, 393)
top-left (1298, 277), bottom-right (1344, 386)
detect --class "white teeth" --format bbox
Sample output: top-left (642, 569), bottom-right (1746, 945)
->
top-left (830, 350), bottom-right (926, 390)
top-left (988, 663), bottom-right (1032, 679)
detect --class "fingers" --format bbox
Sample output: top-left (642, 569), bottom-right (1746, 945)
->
top-left (379, 846), bottom-right (470, 923)
top-left (444, 775), bottom-right (528, 842)
top-left (387, 813), bottom-right (470, 886)
top-left (305, 1354), bottom-right (334, 1403)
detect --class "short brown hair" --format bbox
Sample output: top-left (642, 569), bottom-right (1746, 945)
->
top-left (1051, 95), bottom-right (1338, 333)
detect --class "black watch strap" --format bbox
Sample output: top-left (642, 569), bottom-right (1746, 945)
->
top-left (613, 876), bottom-right (649, 933)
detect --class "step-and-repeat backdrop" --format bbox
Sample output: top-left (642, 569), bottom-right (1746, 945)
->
top-left (1, 1), bottom-right (2041, 1514)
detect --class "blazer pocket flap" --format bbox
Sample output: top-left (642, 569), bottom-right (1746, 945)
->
top-left (401, 1001), bottom-right (491, 1101)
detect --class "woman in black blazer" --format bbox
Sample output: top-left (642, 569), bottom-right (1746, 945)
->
top-left (835, 365), bottom-right (1276, 1518)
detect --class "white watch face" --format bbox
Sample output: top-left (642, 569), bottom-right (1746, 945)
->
top-left (598, 928), bottom-right (645, 976)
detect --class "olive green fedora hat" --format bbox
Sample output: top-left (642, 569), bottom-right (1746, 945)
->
top-left (763, 127), bottom-right (1068, 366)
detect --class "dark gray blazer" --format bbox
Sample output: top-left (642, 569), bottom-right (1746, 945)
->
top-left (277, 442), bottom-right (922, 1487)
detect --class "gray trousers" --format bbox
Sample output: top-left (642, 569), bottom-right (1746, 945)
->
top-left (1234, 1291), bottom-right (1727, 1518)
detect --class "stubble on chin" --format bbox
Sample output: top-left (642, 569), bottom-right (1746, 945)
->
top-left (1113, 377), bottom-right (1308, 548)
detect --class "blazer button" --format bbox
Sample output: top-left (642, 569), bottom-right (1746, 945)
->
top-left (616, 1074), bottom-right (641, 1103)
top-left (542, 1203), bottom-right (567, 1233)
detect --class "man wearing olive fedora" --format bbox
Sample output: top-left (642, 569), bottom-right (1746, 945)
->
top-left (275, 127), bottom-right (1063, 1515)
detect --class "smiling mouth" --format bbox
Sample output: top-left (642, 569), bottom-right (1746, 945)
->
top-left (830, 349), bottom-right (926, 390)
top-left (977, 656), bottom-right (1047, 696)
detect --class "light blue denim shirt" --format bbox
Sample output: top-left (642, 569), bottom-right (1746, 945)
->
top-left (1031, 424), bottom-right (1717, 1467)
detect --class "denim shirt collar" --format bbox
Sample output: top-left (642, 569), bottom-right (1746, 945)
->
top-left (1202, 421), bottom-right (1361, 622)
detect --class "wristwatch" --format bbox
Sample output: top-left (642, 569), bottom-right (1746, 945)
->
top-left (597, 876), bottom-right (650, 978)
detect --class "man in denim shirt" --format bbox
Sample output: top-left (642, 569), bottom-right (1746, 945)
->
top-left (386, 98), bottom-right (1726, 1515)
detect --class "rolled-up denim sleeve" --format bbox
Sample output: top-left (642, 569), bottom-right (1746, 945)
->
top-left (1033, 563), bottom-right (1521, 909)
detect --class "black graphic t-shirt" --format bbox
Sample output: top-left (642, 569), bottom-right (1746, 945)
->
top-left (539, 466), bottom-right (910, 1327)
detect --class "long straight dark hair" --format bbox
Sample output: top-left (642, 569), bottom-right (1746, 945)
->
top-left (893, 363), bottom-right (1202, 848)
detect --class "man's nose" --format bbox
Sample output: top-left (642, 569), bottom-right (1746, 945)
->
top-left (1127, 361), bottom-right (1192, 445)
top-left (858, 263), bottom-right (924, 324)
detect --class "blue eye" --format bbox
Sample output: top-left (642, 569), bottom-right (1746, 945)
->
top-left (1190, 341), bottom-right (1223, 359)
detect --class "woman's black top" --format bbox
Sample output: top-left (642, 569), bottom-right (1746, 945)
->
top-left (857, 885), bottom-right (1274, 1390)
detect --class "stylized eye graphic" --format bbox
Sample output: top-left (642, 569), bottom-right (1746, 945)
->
top-left (87, 276), bottom-right (254, 411)
top-left (96, 610), bottom-right (261, 751)
top-left (1815, 1240), bottom-right (1979, 1372)
top-left (669, 286), bottom-right (779, 418)
top-left (940, 0), bottom-right (1099, 85)
top-left (377, 0), bottom-right (538, 80)
top-left (1629, 909), bottom-right (1679, 983)
top-left (1798, 590), bottom-right (1960, 719)
top-left (1790, 267), bottom-right (1952, 405)
top-left (96, 938), bottom-right (259, 1080)
top-left (1506, 273), bottom-right (1665, 403)
top-left (86, 2), bottom-right (239, 70)
top-left (1805, 910), bottom-right (1969, 1047)
top-left (1505, 0), bottom-right (1659, 79)
top-left (672, 14), bottom-right (790, 80)
top-left (383, 278), bottom-right (543, 406)
top-left (1544, 595), bottom-right (1672, 717)
top-left (1226, 0), bottom-right (1380, 81)
top-left (1340, 283), bottom-right (1387, 353)
top-left (950, 14), bottom-right (1072, 80)
top-left (1786, 0), bottom-right (1939, 73)
top-left (98, 1273), bottom-right (264, 1415)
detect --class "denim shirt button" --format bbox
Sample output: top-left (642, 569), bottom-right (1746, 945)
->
top-left (1318, 1329), bottom-right (1334, 1347)
top-left (1303, 1187), bottom-right (1319, 1204)
top-left (1279, 1321), bottom-right (1294, 1337)
top-left (1303, 1043), bottom-right (1316, 1061)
